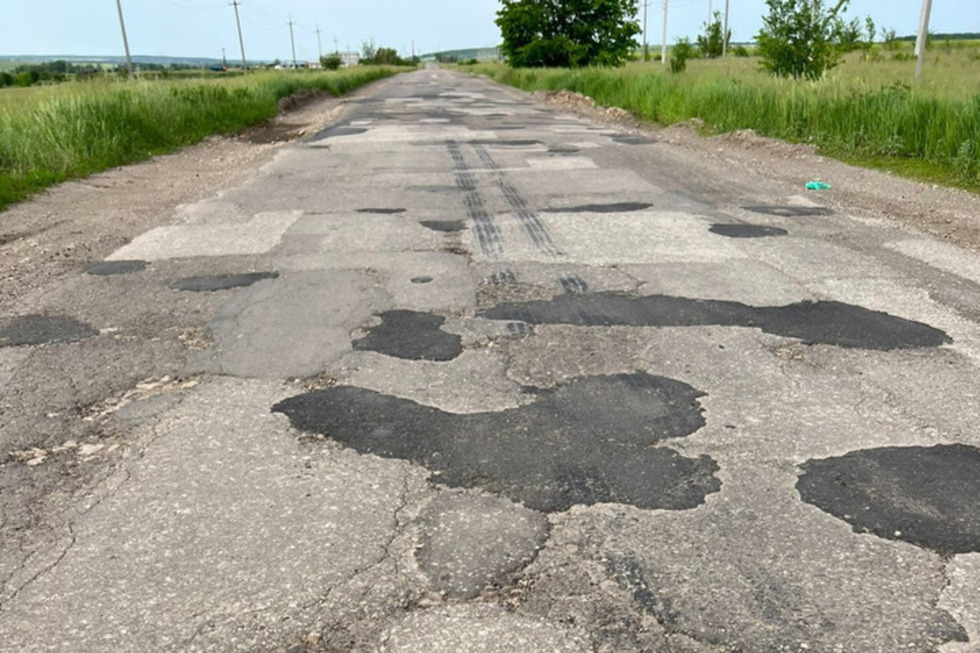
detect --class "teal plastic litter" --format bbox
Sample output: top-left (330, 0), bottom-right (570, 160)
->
top-left (806, 181), bottom-right (832, 190)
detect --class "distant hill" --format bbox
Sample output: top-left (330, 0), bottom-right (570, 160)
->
top-left (0, 54), bottom-right (267, 67)
top-left (896, 33), bottom-right (980, 42)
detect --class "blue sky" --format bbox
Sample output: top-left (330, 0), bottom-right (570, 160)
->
top-left (0, 1), bottom-right (976, 61)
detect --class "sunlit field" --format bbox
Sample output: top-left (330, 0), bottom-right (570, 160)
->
top-left (0, 68), bottom-right (402, 211)
top-left (467, 41), bottom-right (980, 191)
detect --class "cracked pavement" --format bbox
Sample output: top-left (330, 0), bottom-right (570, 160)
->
top-left (2, 67), bottom-right (980, 651)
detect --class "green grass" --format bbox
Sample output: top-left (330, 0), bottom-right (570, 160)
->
top-left (471, 47), bottom-right (980, 192)
top-left (0, 68), bottom-right (402, 211)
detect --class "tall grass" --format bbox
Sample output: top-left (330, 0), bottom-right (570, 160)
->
top-left (473, 50), bottom-right (980, 191)
top-left (0, 68), bottom-right (400, 211)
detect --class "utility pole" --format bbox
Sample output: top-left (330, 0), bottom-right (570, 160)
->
top-left (316, 25), bottom-right (323, 60)
top-left (114, 0), bottom-right (134, 76)
top-left (643, 1), bottom-right (649, 61)
top-left (222, 47), bottom-right (227, 68)
top-left (915, 0), bottom-right (933, 79)
top-left (231, 1), bottom-right (248, 72)
top-left (708, 0), bottom-right (713, 26)
top-left (721, 0), bottom-right (730, 57)
top-left (288, 18), bottom-right (298, 69)
top-left (661, 0), bottom-right (669, 65)
top-left (333, 36), bottom-right (340, 55)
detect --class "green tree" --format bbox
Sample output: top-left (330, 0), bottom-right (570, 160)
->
top-left (496, 0), bottom-right (641, 67)
top-left (756, 0), bottom-right (850, 80)
top-left (838, 17), bottom-right (863, 52)
top-left (697, 11), bottom-right (730, 58)
top-left (864, 16), bottom-right (876, 49)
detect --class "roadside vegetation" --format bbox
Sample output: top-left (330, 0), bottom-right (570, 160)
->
top-left (0, 68), bottom-right (400, 211)
top-left (474, 45), bottom-right (980, 191)
top-left (481, 0), bottom-right (979, 192)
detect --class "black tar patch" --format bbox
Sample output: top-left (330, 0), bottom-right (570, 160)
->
top-left (0, 315), bottom-right (99, 347)
top-left (420, 220), bottom-right (466, 233)
top-left (710, 224), bottom-right (789, 238)
top-left (481, 293), bottom-right (951, 350)
top-left (352, 310), bottom-right (462, 361)
top-left (169, 272), bottom-right (279, 292)
top-left (743, 206), bottom-right (833, 217)
top-left (798, 445), bottom-right (980, 554)
top-left (543, 202), bottom-right (653, 214)
top-left (273, 372), bottom-right (719, 512)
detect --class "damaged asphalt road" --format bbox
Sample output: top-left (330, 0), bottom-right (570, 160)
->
top-left (3, 67), bottom-right (980, 652)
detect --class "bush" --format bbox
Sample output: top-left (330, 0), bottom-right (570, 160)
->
top-left (732, 45), bottom-right (751, 57)
top-left (697, 11), bottom-right (730, 58)
top-left (320, 54), bottom-right (343, 70)
top-left (0, 72), bottom-right (14, 87)
top-left (670, 38), bottom-right (695, 73)
top-left (15, 71), bottom-right (40, 87)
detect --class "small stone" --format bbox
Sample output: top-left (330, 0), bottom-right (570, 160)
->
top-left (78, 444), bottom-right (105, 457)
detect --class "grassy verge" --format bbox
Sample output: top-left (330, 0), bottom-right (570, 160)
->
top-left (469, 50), bottom-right (980, 192)
top-left (0, 67), bottom-right (402, 212)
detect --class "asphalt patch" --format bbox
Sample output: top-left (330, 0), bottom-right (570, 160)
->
top-left (357, 208), bottom-right (407, 215)
top-left (420, 220), bottom-right (466, 233)
top-left (611, 135), bottom-right (656, 145)
top-left (409, 185), bottom-right (465, 194)
top-left (743, 206), bottom-right (833, 217)
top-left (168, 272), bottom-right (279, 292)
top-left (312, 126), bottom-right (368, 140)
top-left (85, 260), bottom-right (149, 276)
top-left (543, 202), bottom-right (653, 214)
top-left (352, 310), bottom-right (462, 361)
top-left (480, 293), bottom-right (951, 350)
top-left (273, 372), bottom-right (719, 512)
top-left (0, 315), bottom-right (99, 347)
top-left (469, 139), bottom-right (544, 147)
top-left (798, 445), bottom-right (980, 554)
top-left (710, 224), bottom-right (789, 238)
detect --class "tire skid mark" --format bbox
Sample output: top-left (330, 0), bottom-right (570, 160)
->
top-left (446, 140), bottom-right (503, 257)
top-left (472, 144), bottom-right (561, 257)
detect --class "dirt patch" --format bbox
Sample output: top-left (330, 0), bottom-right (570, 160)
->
top-left (538, 90), bottom-right (636, 127)
top-left (538, 91), bottom-right (980, 253)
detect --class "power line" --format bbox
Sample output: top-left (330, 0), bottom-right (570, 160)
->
top-left (114, 0), bottom-right (134, 76)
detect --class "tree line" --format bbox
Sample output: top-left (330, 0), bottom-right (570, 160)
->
top-left (496, 0), bottom-right (932, 80)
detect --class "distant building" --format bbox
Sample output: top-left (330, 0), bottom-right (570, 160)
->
top-left (421, 47), bottom-right (502, 63)
top-left (340, 52), bottom-right (360, 67)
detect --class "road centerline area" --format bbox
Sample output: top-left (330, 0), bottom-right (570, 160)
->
top-left (3, 68), bottom-right (980, 652)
